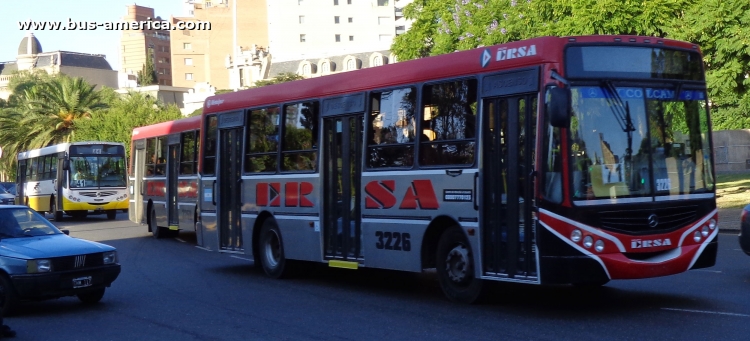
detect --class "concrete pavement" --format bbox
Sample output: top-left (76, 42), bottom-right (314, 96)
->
top-left (718, 207), bottom-right (743, 233)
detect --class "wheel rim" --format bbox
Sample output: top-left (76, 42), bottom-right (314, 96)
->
top-left (445, 243), bottom-right (470, 283)
top-left (263, 230), bottom-right (281, 269)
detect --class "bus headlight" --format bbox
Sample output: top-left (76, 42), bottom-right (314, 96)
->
top-left (701, 225), bottom-right (710, 237)
top-left (583, 236), bottom-right (593, 248)
top-left (27, 259), bottom-right (52, 273)
top-left (594, 240), bottom-right (605, 253)
top-left (709, 219), bottom-right (716, 230)
top-left (571, 230), bottom-right (582, 242)
top-left (693, 231), bottom-right (702, 242)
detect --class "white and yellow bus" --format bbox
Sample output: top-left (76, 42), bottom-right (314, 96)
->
top-left (16, 141), bottom-right (129, 220)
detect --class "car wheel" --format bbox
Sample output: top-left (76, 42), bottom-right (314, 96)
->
top-left (436, 226), bottom-right (484, 304)
top-left (77, 288), bottom-right (105, 305)
top-left (0, 274), bottom-right (19, 316)
top-left (259, 219), bottom-right (292, 279)
top-left (106, 210), bottom-right (117, 220)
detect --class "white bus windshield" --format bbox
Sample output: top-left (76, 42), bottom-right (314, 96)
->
top-left (70, 156), bottom-right (127, 188)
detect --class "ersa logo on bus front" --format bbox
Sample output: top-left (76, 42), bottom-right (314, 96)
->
top-left (481, 45), bottom-right (537, 68)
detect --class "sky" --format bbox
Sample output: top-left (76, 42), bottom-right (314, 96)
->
top-left (0, 0), bottom-right (186, 71)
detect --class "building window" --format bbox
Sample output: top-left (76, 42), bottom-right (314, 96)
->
top-left (183, 42), bottom-right (192, 49)
top-left (205, 1), bottom-right (212, 8)
top-left (347, 0), bottom-right (352, 3)
top-left (298, 0), bottom-right (303, 4)
top-left (300, 34), bottom-right (306, 42)
top-left (377, 0), bottom-right (388, 5)
top-left (322, 62), bottom-right (330, 73)
top-left (348, 17), bottom-right (353, 23)
top-left (349, 35), bottom-right (354, 41)
top-left (379, 34), bottom-right (391, 42)
top-left (335, 34), bottom-right (340, 42)
top-left (347, 58), bottom-right (355, 70)
top-left (333, 0), bottom-right (338, 5)
top-left (184, 58), bottom-right (193, 65)
top-left (302, 64), bottom-right (310, 75)
top-left (299, 15), bottom-right (305, 23)
top-left (367, 87), bottom-right (417, 168)
top-left (185, 73), bottom-right (193, 80)
top-left (334, 16), bottom-right (340, 24)
top-left (378, 16), bottom-right (388, 25)
top-left (372, 55), bottom-right (383, 66)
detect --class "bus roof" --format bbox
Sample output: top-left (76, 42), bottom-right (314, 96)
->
top-left (131, 115), bottom-right (202, 141)
top-left (203, 35), bottom-right (700, 114)
top-left (17, 141), bottom-right (126, 160)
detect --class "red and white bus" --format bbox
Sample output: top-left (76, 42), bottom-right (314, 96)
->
top-left (196, 35), bottom-right (718, 303)
top-left (129, 115), bottom-right (201, 238)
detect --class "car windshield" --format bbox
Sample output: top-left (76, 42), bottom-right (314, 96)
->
top-left (0, 208), bottom-right (62, 238)
top-left (569, 85), bottom-right (715, 201)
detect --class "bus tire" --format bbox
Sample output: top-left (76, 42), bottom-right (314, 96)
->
top-left (436, 226), bottom-right (484, 304)
top-left (51, 197), bottom-right (63, 221)
top-left (0, 274), bottom-right (20, 317)
top-left (106, 210), bottom-right (117, 220)
top-left (259, 219), bottom-right (291, 279)
top-left (150, 208), bottom-right (167, 239)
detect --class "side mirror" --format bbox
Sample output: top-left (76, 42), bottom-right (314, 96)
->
top-left (62, 159), bottom-right (70, 171)
top-left (546, 87), bottom-right (571, 128)
top-left (61, 229), bottom-right (70, 235)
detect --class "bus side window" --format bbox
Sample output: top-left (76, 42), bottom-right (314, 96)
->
top-left (419, 79), bottom-right (477, 166)
top-left (367, 87), bottom-right (415, 168)
top-left (146, 138), bottom-right (156, 177)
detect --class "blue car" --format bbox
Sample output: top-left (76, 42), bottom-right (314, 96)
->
top-left (0, 206), bottom-right (120, 315)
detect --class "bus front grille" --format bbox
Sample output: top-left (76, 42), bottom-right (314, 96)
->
top-left (598, 205), bottom-right (698, 234)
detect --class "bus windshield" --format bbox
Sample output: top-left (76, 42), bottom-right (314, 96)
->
top-left (70, 156), bottom-right (127, 188)
top-left (569, 85), bottom-right (714, 201)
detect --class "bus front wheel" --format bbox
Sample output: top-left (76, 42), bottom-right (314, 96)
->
top-left (436, 226), bottom-right (484, 304)
top-left (50, 197), bottom-right (63, 221)
top-left (106, 210), bottom-right (117, 220)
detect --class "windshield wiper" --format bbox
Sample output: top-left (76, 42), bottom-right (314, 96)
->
top-left (601, 81), bottom-right (635, 160)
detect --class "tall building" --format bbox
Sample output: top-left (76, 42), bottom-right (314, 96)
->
top-left (0, 33), bottom-right (118, 100)
top-left (170, 0), bottom-right (269, 89)
top-left (267, 0), bottom-right (412, 63)
top-left (120, 5), bottom-right (173, 86)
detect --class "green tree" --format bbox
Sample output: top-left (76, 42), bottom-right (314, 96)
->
top-left (137, 51), bottom-right (158, 86)
top-left (17, 75), bottom-right (109, 148)
top-left (669, 0), bottom-right (750, 130)
top-left (253, 72), bottom-right (305, 87)
top-left (73, 90), bottom-right (183, 157)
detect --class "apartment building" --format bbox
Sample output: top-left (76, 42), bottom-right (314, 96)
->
top-left (170, 0), bottom-right (269, 89)
top-left (120, 4), bottom-right (173, 86)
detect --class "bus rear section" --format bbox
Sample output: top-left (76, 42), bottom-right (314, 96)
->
top-left (195, 35), bottom-right (717, 303)
top-left (129, 116), bottom-right (201, 239)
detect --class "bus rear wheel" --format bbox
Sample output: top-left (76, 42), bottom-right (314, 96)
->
top-left (259, 219), bottom-right (291, 279)
top-left (436, 226), bottom-right (484, 304)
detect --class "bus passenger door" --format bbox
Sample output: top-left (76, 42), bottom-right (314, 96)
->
top-left (322, 114), bottom-right (363, 262)
top-left (130, 142), bottom-right (146, 224)
top-left (16, 161), bottom-right (27, 206)
top-left (217, 127), bottom-right (243, 252)
top-left (167, 142), bottom-right (180, 229)
top-left (481, 94), bottom-right (538, 280)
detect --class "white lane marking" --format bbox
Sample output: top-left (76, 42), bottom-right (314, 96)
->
top-left (230, 255), bottom-right (254, 262)
top-left (175, 238), bottom-right (186, 243)
top-left (693, 269), bottom-right (722, 273)
top-left (195, 246), bottom-right (211, 251)
top-left (661, 308), bottom-right (750, 317)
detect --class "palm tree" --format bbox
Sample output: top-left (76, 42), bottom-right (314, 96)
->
top-left (19, 75), bottom-right (109, 148)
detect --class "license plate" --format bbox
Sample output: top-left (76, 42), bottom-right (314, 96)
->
top-left (73, 276), bottom-right (92, 288)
